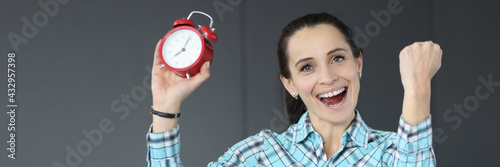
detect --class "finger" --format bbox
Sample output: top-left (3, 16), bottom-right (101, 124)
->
top-left (422, 41), bottom-right (432, 48)
top-left (414, 41), bottom-right (424, 47)
top-left (436, 44), bottom-right (443, 68)
top-left (433, 43), bottom-right (441, 51)
top-left (153, 39), bottom-right (163, 67)
top-left (399, 45), bottom-right (409, 58)
top-left (190, 61), bottom-right (211, 84)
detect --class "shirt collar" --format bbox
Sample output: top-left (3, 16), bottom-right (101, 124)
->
top-left (292, 111), bottom-right (315, 144)
top-left (344, 110), bottom-right (369, 148)
top-left (292, 110), bottom-right (369, 148)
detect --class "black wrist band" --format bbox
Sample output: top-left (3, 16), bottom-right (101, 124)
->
top-left (150, 106), bottom-right (180, 118)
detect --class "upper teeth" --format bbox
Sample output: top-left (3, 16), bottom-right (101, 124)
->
top-left (319, 87), bottom-right (345, 98)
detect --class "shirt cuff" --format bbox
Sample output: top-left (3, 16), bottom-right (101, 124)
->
top-left (396, 115), bottom-right (433, 153)
top-left (146, 124), bottom-right (181, 161)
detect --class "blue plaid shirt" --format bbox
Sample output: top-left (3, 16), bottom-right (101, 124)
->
top-left (147, 111), bottom-right (436, 166)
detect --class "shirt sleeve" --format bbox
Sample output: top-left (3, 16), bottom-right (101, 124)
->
top-left (146, 124), bottom-right (183, 167)
top-left (389, 115), bottom-right (436, 167)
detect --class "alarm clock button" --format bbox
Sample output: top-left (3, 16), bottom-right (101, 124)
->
top-left (200, 25), bottom-right (218, 43)
top-left (173, 19), bottom-right (195, 27)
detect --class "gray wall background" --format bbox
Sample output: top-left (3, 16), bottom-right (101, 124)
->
top-left (1, 0), bottom-right (499, 166)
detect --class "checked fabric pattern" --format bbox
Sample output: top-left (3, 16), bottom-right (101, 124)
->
top-left (147, 111), bottom-right (436, 167)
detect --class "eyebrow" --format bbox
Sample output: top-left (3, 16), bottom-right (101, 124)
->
top-left (326, 48), bottom-right (347, 56)
top-left (294, 48), bottom-right (347, 68)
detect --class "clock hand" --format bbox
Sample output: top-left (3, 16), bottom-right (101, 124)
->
top-left (173, 36), bottom-right (191, 57)
top-left (183, 36), bottom-right (192, 48)
top-left (173, 48), bottom-right (185, 57)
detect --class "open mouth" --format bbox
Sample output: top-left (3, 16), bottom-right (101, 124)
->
top-left (316, 87), bottom-right (347, 108)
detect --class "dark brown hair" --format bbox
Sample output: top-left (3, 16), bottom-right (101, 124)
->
top-left (278, 13), bottom-right (362, 124)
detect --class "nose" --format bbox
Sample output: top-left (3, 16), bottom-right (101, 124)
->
top-left (318, 67), bottom-right (338, 85)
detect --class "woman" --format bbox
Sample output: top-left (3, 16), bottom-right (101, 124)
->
top-left (146, 13), bottom-right (441, 166)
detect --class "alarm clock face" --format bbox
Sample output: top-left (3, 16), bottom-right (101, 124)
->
top-left (162, 29), bottom-right (203, 69)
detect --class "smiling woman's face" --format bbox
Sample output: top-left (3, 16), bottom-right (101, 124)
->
top-left (281, 24), bottom-right (363, 124)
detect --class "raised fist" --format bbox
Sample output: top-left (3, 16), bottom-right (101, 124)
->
top-left (399, 41), bottom-right (442, 91)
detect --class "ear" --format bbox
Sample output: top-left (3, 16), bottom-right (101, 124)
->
top-left (280, 75), bottom-right (295, 96)
top-left (356, 51), bottom-right (363, 73)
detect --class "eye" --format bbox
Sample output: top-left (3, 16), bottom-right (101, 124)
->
top-left (300, 64), bottom-right (313, 72)
top-left (332, 56), bottom-right (344, 63)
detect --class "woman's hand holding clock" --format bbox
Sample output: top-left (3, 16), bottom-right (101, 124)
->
top-left (151, 39), bottom-right (211, 132)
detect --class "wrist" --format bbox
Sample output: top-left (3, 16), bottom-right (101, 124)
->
top-left (153, 93), bottom-right (183, 110)
top-left (403, 81), bottom-right (431, 97)
top-left (152, 103), bottom-right (180, 114)
top-left (153, 96), bottom-right (181, 113)
top-left (151, 103), bottom-right (181, 133)
top-left (151, 106), bottom-right (181, 119)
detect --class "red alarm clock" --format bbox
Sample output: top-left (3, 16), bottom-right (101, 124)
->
top-left (159, 11), bottom-right (218, 79)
